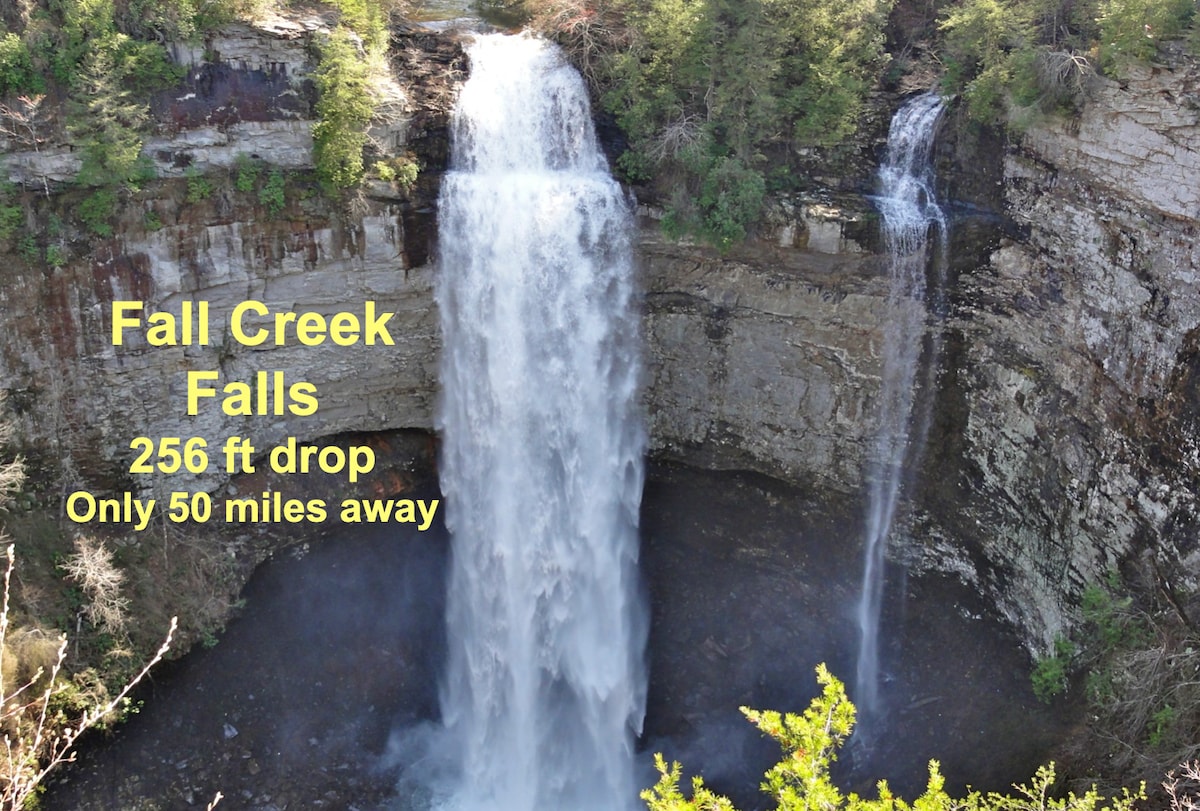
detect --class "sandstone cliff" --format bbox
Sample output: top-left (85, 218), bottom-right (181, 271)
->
top-left (927, 53), bottom-right (1200, 646)
top-left (0, 21), bottom-right (462, 499)
top-left (0, 19), bottom-right (1196, 658)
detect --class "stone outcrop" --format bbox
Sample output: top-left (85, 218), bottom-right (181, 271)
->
top-left (640, 229), bottom-right (887, 494)
top-left (919, 55), bottom-right (1200, 647)
top-left (0, 209), bottom-right (440, 493)
top-left (639, 55), bottom-right (1200, 651)
top-left (0, 21), bottom-right (465, 500)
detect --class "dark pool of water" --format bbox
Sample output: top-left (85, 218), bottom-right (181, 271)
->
top-left (43, 464), bottom-right (1070, 810)
top-left (638, 464), bottom-right (1070, 809)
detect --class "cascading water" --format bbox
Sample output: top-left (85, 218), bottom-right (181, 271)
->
top-left (433, 33), bottom-right (647, 811)
top-left (854, 92), bottom-right (947, 720)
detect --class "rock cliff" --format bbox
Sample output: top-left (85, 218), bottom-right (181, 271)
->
top-left (0, 19), bottom-right (1196, 655)
top-left (0, 21), bottom-right (463, 499)
top-left (923, 54), bottom-right (1200, 646)
top-left (640, 223), bottom-right (885, 494)
top-left (639, 54), bottom-right (1200, 651)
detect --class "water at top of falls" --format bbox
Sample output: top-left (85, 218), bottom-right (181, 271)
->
top-left (875, 93), bottom-right (948, 258)
top-left (855, 91), bottom-right (947, 724)
top-left (432, 33), bottom-right (647, 811)
top-left (448, 35), bottom-right (608, 176)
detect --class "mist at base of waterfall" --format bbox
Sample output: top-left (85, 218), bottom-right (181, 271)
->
top-left (38, 465), bottom-right (1070, 811)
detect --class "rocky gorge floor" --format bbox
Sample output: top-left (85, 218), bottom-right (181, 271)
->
top-left (42, 464), bottom-right (1071, 811)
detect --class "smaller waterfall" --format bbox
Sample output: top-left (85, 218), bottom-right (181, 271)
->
top-left (855, 92), bottom-right (947, 720)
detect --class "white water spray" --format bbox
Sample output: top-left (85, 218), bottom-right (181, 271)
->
top-left (855, 92), bottom-right (947, 719)
top-left (434, 34), bottom-right (647, 811)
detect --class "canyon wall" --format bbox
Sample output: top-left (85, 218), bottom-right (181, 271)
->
top-left (923, 53), bottom-right (1200, 645)
top-left (1, 20), bottom-right (1197, 651)
top-left (639, 218), bottom-right (887, 494)
top-left (0, 22), bottom-right (461, 498)
top-left (640, 54), bottom-right (1200, 650)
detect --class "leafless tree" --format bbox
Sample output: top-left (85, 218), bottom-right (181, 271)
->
top-left (61, 536), bottom-right (130, 636)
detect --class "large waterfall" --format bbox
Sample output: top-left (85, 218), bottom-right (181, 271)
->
top-left (434, 34), bottom-right (647, 811)
top-left (855, 92), bottom-right (947, 720)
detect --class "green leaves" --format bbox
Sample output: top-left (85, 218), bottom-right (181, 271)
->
top-left (642, 665), bottom-right (1145, 811)
top-left (599, 0), bottom-right (890, 246)
top-left (259, 168), bottom-right (286, 216)
top-left (0, 33), bottom-right (42, 97)
top-left (939, 0), bottom-right (1036, 120)
top-left (938, 0), bottom-right (1199, 125)
top-left (1097, 0), bottom-right (1195, 68)
top-left (642, 753), bottom-right (738, 811)
top-left (743, 664), bottom-right (854, 811)
top-left (67, 43), bottom-right (154, 190)
top-left (312, 27), bottom-right (377, 190)
top-left (1030, 636), bottom-right (1076, 702)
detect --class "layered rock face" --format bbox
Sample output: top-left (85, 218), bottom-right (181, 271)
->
top-left (1, 19), bottom-right (1196, 652)
top-left (0, 22), bottom-right (464, 497)
top-left (0, 210), bottom-right (439, 493)
top-left (640, 220), bottom-right (887, 494)
top-left (637, 58), bottom-right (1200, 649)
top-left (927, 56), bottom-right (1200, 646)
top-left (0, 19), bottom-right (896, 506)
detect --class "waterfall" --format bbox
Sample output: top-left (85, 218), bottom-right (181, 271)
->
top-left (434, 33), bottom-right (647, 811)
top-left (854, 92), bottom-right (947, 720)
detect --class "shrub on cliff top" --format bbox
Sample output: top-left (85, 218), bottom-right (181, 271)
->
top-left (1097, 0), bottom-right (1195, 67)
top-left (938, 0), bottom-right (1198, 125)
top-left (586, 0), bottom-right (889, 246)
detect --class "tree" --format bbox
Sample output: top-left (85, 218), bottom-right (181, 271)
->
top-left (0, 94), bottom-right (48, 153)
top-left (0, 398), bottom-right (181, 809)
top-left (67, 45), bottom-right (150, 190)
top-left (594, 0), bottom-right (890, 246)
top-left (939, 0), bottom-right (1037, 120)
top-left (0, 544), bottom-right (177, 810)
top-left (1097, 0), bottom-right (1195, 68)
top-left (312, 27), bottom-right (377, 190)
top-left (61, 536), bottom-right (130, 636)
top-left (643, 665), bottom-right (1146, 811)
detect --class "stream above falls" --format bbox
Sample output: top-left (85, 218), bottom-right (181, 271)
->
top-left (42, 463), bottom-right (1071, 811)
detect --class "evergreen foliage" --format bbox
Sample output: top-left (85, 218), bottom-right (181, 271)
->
top-left (312, 26), bottom-right (377, 190)
top-left (593, 0), bottom-right (890, 246)
top-left (0, 34), bottom-right (41, 97)
top-left (0, 0), bottom-right (182, 206)
top-left (938, 0), bottom-right (1197, 123)
top-left (78, 188), bottom-right (118, 236)
top-left (114, 0), bottom-right (267, 42)
top-left (1, 0), bottom-right (1194, 243)
top-left (67, 45), bottom-right (155, 190)
top-left (308, 0), bottom-right (401, 191)
top-left (326, 0), bottom-right (391, 52)
top-left (1096, 0), bottom-right (1195, 67)
top-left (644, 665), bottom-right (1146, 811)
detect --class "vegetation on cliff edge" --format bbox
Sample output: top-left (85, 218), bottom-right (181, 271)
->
top-left (515, 0), bottom-right (1199, 245)
top-left (937, 0), bottom-right (1198, 124)
top-left (1031, 571), bottom-right (1200, 799)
